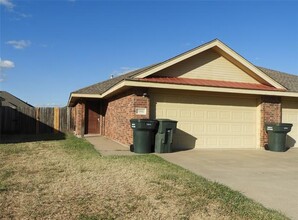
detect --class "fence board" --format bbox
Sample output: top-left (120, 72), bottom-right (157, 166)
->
top-left (0, 106), bottom-right (74, 135)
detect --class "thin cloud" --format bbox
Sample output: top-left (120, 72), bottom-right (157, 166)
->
top-left (1, 0), bottom-right (31, 20)
top-left (0, 59), bottom-right (15, 69)
top-left (0, 58), bottom-right (15, 82)
top-left (0, 0), bottom-right (14, 10)
top-left (111, 67), bottom-right (138, 78)
top-left (6, 40), bottom-right (31, 49)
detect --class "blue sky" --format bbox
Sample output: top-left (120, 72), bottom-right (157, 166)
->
top-left (1, 0), bottom-right (298, 107)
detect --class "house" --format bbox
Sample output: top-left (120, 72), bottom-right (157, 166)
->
top-left (0, 91), bottom-right (33, 109)
top-left (68, 39), bottom-right (298, 150)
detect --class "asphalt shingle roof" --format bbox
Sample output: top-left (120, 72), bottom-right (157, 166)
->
top-left (73, 63), bottom-right (160, 95)
top-left (257, 67), bottom-right (298, 92)
top-left (0, 91), bottom-right (34, 108)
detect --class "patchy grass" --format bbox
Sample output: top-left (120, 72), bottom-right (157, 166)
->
top-left (0, 134), bottom-right (288, 219)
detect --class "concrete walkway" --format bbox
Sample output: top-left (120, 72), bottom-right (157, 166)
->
top-left (159, 149), bottom-right (298, 220)
top-left (85, 135), bottom-right (135, 156)
top-left (85, 135), bottom-right (298, 219)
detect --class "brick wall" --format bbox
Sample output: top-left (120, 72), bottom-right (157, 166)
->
top-left (74, 101), bottom-right (85, 136)
top-left (260, 96), bottom-right (281, 147)
top-left (104, 88), bottom-right (150, 145)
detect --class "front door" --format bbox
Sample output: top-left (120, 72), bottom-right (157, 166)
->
top-left (85, 101), bottom-right (100, 134)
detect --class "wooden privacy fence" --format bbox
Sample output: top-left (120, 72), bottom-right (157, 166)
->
top-left (0, 107), bottom-right (75, 134)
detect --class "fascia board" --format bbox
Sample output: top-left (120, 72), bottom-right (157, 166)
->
top-left (67, 93), bottom-right (103, 107)
top-left (101, 81), bottom-right (126, 97)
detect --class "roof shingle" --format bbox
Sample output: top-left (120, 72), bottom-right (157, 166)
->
top-left (73, 63), bottom-right (160, 95)
top-left (257, 67), bottom-right (298, 92)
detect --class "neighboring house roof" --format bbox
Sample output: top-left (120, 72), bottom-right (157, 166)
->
top-left (69, 39), bottom-right (298, 106)
top-left (0, 91), bottom-right (34, 108)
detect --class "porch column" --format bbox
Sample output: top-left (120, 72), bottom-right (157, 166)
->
top-left (75, 100), bottom-right (85, 137)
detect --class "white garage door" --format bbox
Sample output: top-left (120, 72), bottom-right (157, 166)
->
top-left (282, 100), bottom-right (298, 148)
top-left (151, 91), bottom-right (257, 149)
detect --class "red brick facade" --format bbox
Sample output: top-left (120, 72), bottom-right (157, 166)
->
top-left (103, 88), bottom-right (150, 145)
top-left (73, 89), bottom-right (149, 144)
top-left (260, 96), bottom-right (282, 148)
top-left (74, 101), bottom-right (85, 136)
top-left (74, 90), bottom-right (283, 149)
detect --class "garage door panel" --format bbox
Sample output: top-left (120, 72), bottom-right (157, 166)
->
top-left (219, 137), bottom-right (231, 146)
top-left (244, 112), bottom-right (255, 121)
top-left (193, 124), bottom-right (204, 134)
top-left (219, 111), bottom-right (231, 121)
top-left (152, 92), bottom-right (257, 149)
top-left (219, 124), bottom-right (230, 134)
top-left (166, 109), bottom-right (178, 117)
top-left (180, 109), bottom-right (192, 118)
top-left (282, 100), bottom-right (298, 148)
top-left (178, 122), bottom-right (192, 133)
top-left (194, 110), bottom-right (205, 119)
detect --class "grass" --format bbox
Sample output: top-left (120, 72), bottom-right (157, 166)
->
top-left (0, 134), bottom-right (289, 219)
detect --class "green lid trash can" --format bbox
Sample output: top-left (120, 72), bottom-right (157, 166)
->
top-left (130, 119), bottom-right (158, 153)
top-left (265, 123), bottom-right (293, 152)
top-left (155, 119), bottom-right (178, 153)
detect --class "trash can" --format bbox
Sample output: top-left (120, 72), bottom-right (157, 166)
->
top-left (265, 123), bottom-right (293, 152)
top-left (130, 119), bottom-right (158, 153)
top-left (155, 119), bottom-right (178, 153)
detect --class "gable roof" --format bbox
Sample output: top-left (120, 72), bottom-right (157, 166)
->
top-left (0, 91), bottom-right (34, 108)
top-left (69, 39), bottom-right (298, 106)
top-left (72, 65), bottom-right (298, 96)
top-left (132, 39), bottom-right (285, 89)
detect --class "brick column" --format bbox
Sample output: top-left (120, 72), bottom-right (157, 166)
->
top-left (75, 101), bottom-right (85, 137)
top-left (260, 96), bottom-right (281, 148)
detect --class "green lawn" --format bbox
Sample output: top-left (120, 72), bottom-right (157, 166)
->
top-left (0, 134), bottom-right (288, 219)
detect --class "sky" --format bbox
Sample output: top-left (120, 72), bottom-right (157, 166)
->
top-left (1, 0), bottom-right (298, 107)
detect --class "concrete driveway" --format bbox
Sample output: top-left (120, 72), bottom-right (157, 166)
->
top-left (158, 149), bottom-right (298, 219)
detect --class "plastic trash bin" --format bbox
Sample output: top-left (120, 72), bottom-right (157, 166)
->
top-left (155, 119), bottom-right (177, 153)
top-left (265, 123), bottom-right (293, 152)
top-left (130, 119), bottom-right (158, 153)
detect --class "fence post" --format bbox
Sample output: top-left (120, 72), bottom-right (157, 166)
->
top-left (67, 107), bottom-right (70, 131)
top-left (54, 107), bottom-right (59, 133)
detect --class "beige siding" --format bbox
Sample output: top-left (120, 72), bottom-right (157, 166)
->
top-left (282, 99), bottom-right (298, 148)
top-left (150, 89), bottom-right (257, 150)
top-left (153, 49), bottom-right (260, 84)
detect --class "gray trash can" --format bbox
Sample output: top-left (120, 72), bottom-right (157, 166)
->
top-left (265, 123), bottom-right (293, 152)
top-left (155, 119), bottom-right (177, 153)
